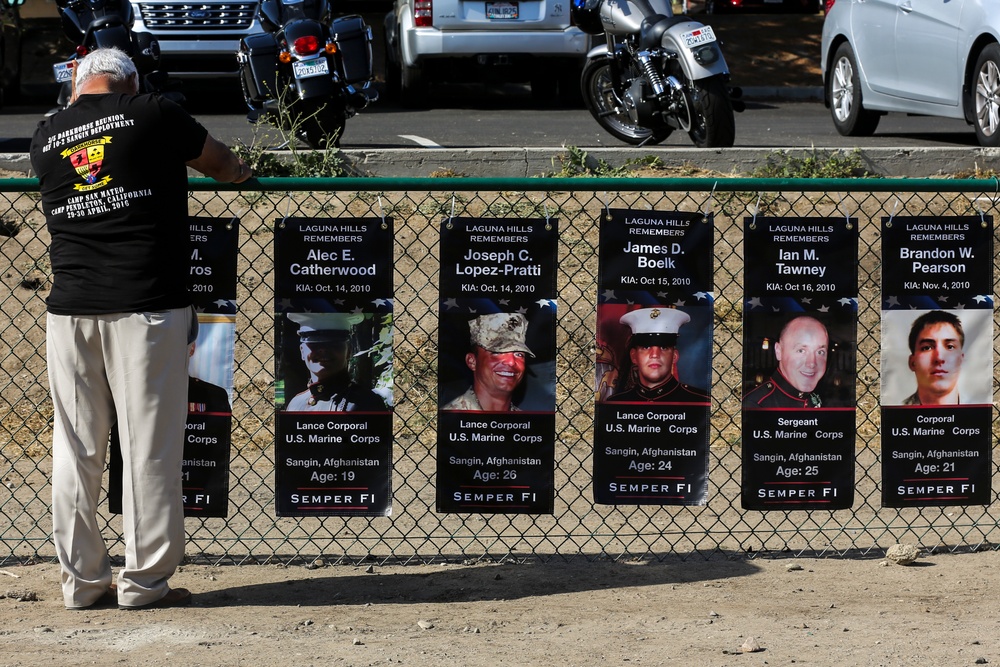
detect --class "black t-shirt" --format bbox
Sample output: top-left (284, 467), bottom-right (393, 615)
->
top-left (30, 93), bottom-right (209, 315)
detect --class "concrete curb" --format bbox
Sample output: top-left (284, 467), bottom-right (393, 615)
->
top-left (741, 86), bottom-right (824, 101)
top-left (339, 146), bottom-right (997, 178)
top-left (3, 146), bottom-right (998, 179)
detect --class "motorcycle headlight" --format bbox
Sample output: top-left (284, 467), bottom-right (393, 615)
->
top-left (692, 44), bottom-right (719, 66)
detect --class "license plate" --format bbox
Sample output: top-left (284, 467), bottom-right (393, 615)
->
top-left (292, 57), bottom-right (329, 80)
top-left (681, 26), bottom-right (716, 48)
top-left (486, 1), bottom-right (518, 19)
top-left (53, 60), bottom-right (75, 83)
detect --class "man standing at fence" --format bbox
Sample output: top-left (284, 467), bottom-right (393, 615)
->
top-left (30, 47), bottom-right (252, 610)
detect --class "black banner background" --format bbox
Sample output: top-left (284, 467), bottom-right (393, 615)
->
top-left (436, 218), bottom-right (557, 514)
top-left (880, 215), bottom-right (994, 507)
top-left (274, 217), bottom-right (393, 517)
top-left (593, 208), bottom-right (713, 505)
top-left (111, 217), bottom-right (238, 517)
top-left (741, 217), bottom-right (858, 511)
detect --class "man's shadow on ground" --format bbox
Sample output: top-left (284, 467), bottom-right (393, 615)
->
top-left (191, 557), bottom-right (763, 608)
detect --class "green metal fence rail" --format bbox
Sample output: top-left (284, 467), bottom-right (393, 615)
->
top-left (1, 176), bottom-right (998, 565)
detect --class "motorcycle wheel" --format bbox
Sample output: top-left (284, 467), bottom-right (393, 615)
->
top-left (297, 101), bottom-right (347, 149)
top-left (686, 75), bottom-right (736, 148)
top-left (581, 58), bottom-right (672, 146)
top-left (828, 42), bottom-right (880, 137)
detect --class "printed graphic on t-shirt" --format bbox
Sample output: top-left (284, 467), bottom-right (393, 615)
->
top-left (67, 139), bottom-right (110, 188)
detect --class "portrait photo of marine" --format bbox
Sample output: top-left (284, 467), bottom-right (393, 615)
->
top-left (184, 316), bottom-right (235, 415)
top-left (743, 313), bottom-right (854, 409)
top-left (882, 309), bottom-right (992, 406)
top-left (187, 338), bottom-right (231, 415)
top-left (603, 306), bottom-right (709, 404)
top-left (441, 312), bottom-right (537, 412)
top-left (281, 312), bottom-right (389, 412)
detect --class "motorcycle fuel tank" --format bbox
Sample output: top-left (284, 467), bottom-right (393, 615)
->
top-left (598, 0), bottom-right (673, 35)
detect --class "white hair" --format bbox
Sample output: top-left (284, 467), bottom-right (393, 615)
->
top-left (74, 48), bottom-right (137, 89)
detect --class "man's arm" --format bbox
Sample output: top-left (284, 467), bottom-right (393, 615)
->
top-left (187, 134), bottom-right (253, 183)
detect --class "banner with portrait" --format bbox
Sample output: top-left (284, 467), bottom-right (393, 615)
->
top-left (593, 209), bottom-right (713, 505)
top-left (274, 218), bottom-right (393, 517)
top-left (111, 217), bottom-right (238, 517)
top-left (437, 218), bottom-right (557, 514)
top-left (741, 217), bottom-right (857, 511)
top-left (880, 215), bottom-right (994, 507)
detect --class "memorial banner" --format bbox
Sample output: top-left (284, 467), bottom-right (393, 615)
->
top-left (880, 215), bottom-right (994, 507)
top-left (182, 216), bottom-right (239, 516)
top-left (111, 217), bottom-right (238, 517)
top-left (437, 218), bottom-right (557, 514)
top-left (741, 217), bottom-right (858, 510)
top-left (593, 209), bottom-right (713, 505)
top-left (274, 217), bottom-right (393, 517)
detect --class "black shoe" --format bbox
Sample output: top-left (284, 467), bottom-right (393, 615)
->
top-left (118, 587), bottom-right (192, 610)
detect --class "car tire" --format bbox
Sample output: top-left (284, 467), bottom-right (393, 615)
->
top-left (972, 44), bottom-right (1000, 147)
top-left (0, 54), bottom-right (21, 109)
top-left (530, 72), bottom-right (559, 107)
top-left (399, 63), bottom-right (427, 108)
top-left (382, 34), bottom-right (402, 104)
top-left (828, 42), bottom-right (880, 137)
top-left (556, 65), bottom-right (584, 107)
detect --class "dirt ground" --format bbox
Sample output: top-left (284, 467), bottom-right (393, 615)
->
top-left (2, 549), bottom-right (999, 667)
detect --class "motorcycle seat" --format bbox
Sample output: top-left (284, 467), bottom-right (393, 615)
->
top-left (639, 14), bottom-right (689, 50)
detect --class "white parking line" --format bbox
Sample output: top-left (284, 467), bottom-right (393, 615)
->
top-left (398, 134), bottom-right (443, 148)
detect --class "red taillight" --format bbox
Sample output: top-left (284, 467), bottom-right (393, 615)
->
top-left (824, 0), bottom-right (834, 13)
top-left (293, 35), bottom-right (321, 56)
top-left (414, 0), bottom-right (432, 27)
top-left (75, 45), bottom-right (88, 57)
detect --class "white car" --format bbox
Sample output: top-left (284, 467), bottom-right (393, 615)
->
top-left (129, 0), bottom-right (268, 79)
top-left (821, 0), bottom-right (1000, 146)
top-left (383, 0), bottom-right (590, 106)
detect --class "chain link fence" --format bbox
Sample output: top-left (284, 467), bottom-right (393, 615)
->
top-left (1, 176), bottom-right (998, 565)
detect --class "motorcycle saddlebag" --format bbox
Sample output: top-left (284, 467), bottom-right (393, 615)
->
top-left (330, 15), bottom-right (373, 85)
top-left (240, 33), bottom-right (281, 104)
top-left (570, 0), bottom-right (604, 35)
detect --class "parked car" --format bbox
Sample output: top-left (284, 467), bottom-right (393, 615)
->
top-left (705, 0), bottom-right (819, 14)
top-left (127, 0), bottom-right (267, 79)
top-left (822, 0), bottom-right (1000, 146)
top-left (0, 0), bottom-right (23, 108)
top-left (382, 0), bottom-right (590, 106)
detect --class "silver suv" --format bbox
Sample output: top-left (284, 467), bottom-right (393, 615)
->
top-left (129, 0), bottom-right (266, 78)
top-left (821, 0), bottom-right (1000, 146)
top-left (383, 0), bottom-right (590, 106)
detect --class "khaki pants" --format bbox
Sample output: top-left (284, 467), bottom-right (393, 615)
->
top-left (48, 308), bottom-right (191, 608)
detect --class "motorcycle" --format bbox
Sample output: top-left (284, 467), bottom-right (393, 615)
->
top-left (237, 0), bottom-right (377, 149)
top-left (571, 0), bottom-right (743, 147)
top-left (51, 0), bottom-right (174, 109)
